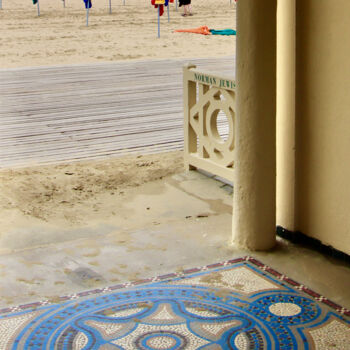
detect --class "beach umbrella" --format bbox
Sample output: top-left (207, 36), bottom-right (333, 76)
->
top-left (166, 0), bottom-right (173, 22)
top-left (151, 0), bottom-right (172, 37)
top-left (84, 0), bottom-right (92, 8)
top-left (109, 0), bottom-right (112, 14)
top-left (83, 0), bottom-right (91, 26)
top-left (33, 0), bottom-right (40, 16)
top-left (151, 0), bottom-right (164, 37)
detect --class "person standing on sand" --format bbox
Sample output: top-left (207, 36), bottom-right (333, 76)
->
top-left (179, 0), bottom-right (192, 17)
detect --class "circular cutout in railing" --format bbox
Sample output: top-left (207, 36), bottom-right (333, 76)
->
top-left (209, 109), bottom-right (230, 144)
top-left (216, 110), bottom-right (230, 142)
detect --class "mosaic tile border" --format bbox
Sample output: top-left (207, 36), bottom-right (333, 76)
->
top-left (1, 256), bottom-right (349, 317)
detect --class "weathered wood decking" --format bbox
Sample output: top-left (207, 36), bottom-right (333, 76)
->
top-left (0, 57), bottom-right (235, 168)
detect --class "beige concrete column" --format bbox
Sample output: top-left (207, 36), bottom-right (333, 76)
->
top-left (232, 0), bottom-right (277, 250)
top-left (276, 0), bottom-right (296, 231)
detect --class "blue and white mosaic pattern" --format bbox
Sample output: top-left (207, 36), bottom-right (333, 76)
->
top-left (0, 257), bottom-right (349, 349)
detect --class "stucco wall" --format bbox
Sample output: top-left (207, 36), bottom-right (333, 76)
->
top-left (295, 0), bottom-right (350, 254)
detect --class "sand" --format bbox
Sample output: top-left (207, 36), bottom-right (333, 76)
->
top-left (0, 151), bottom-right (183, 231)
top-left (0, 1), bottom-right (236, 243)
top-left (0, 0), bottom-right (236, 68)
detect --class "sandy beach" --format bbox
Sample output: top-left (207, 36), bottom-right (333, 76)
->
top-left (0, 1), bottom-right (236, 245)
top-left (0, 0), bottom-right (236, 68)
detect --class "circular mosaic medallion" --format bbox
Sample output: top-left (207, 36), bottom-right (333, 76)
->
top-left (252, 293), bottom-right (320, 325)
top-left (136, 331), bottom-right (186, 350)
top-left (10, 286), bottom-right (328, 349)
top-left (269, 302), bottom-right (302, 317)
top-left (234, 332), bottom-right (249, 350)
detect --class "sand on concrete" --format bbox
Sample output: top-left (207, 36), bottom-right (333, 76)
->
top-left (0, 152), bottom-right (184, 234)
top-left (0, 0), bottom-right (236, 68)
top-left (0, 161), bottom-right (237, 305)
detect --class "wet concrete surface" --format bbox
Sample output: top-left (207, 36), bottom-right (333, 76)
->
top-left (0, 171), bottom-right (349, 310)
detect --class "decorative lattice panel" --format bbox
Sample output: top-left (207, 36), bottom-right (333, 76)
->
top-left (183, 64), bottom-right (236, 181)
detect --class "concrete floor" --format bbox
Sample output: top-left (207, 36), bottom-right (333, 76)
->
top-left (0, 170), bottom-right (349, 310)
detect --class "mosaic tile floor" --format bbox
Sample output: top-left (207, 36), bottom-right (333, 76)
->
top-left (0, 257), bottom-right (349, 349)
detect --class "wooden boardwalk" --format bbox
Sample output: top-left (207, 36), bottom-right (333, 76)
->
top-left (0, 57), bottom-right (235, 168)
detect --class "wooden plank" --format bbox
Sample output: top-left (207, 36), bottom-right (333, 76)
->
top-left (0, 57), bottom-right (235, 168)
